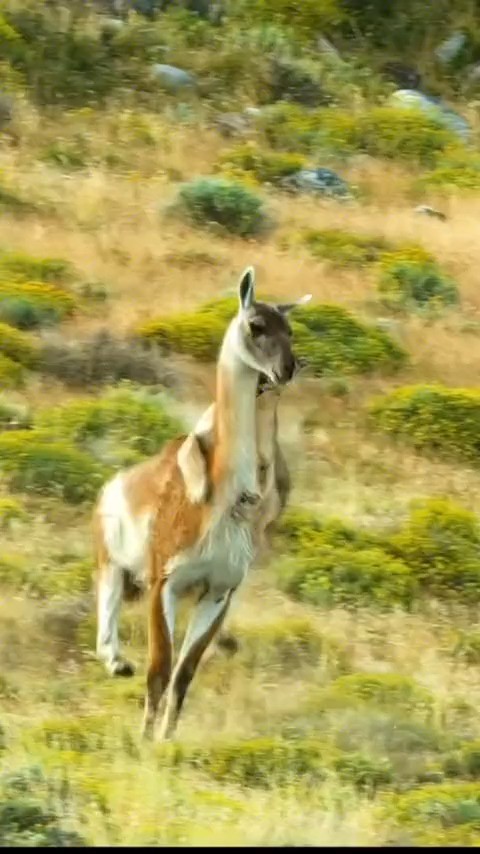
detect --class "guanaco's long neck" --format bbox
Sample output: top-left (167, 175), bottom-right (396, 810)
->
top-left (256, 388), bottom-right (280, 466)
top-left (212, 321), bottom-right (259, 500)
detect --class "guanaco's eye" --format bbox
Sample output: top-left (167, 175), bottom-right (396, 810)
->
top-left (249, 318), bottom-right (265, 337)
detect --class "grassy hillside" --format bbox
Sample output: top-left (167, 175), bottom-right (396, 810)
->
top-left (2, 0), bottom-right (480, 847)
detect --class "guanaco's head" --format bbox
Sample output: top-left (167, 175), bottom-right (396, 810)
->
top-left (227, 266), bottom-right (311, 387)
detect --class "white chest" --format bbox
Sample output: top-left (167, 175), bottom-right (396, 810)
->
top-left (166, 512), bottom-right (255, 597)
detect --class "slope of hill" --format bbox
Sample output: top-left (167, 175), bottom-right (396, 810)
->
top-left (2, 1), bottom-right (480, 847)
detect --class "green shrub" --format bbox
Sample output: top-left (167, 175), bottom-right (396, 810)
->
top-left (370, 385), bottom-right (480, 465)
top-left (0, 397), bottom-right (30, 429)
top-left (320, 673), bottom-right (433, 716)
top-left (276, 507), bottom-right (382, 552)
top-left (377, 249), bottom-right (459, 310)
top-left (235, 0), bottom-right (346, 40)
top-left (0, 321), bottom-right (37, 367)
top-left (0, 765), bottom-right (85, 847)
top-left (218, 143), bottom-right (306, 185)
top-left (444, 741), bottom-right (480, 780)
top-left (382, 783), bottom-right (480, 846)
top-left (302, 228), bottom-right (391, 267)
top-left (37, 387), bottom-right (181, 461)
top-left (0, 298), bottom-right (62, 330)
top-left (0, 354), bottom-right (24, 388)
top-left (451, 631), bottom-right (480, 665)
top-left (27, 716), bottom-right (114, 755)
top-left (164, 737), bottom-right (334, 788)
top-left (0, 497), bottom-right (26, 528)
top-left (261, 103), bottom-right (455, 163)
top-left (0, 431), bottom-right (106, 504)
top-left (389, 498), bottom-right (480, 602)
top-left (421, 147), bottom-right (480, 192)
top-left (334, 752), bottom-right (393, 792)
top-left (237, 616), bottom-right (350, 675)
top-left (277, 544), bottom-right (415, 609)
top-left (138, 298), bottom-right (406, 375)
top-left (0, 251), bottom-right (74, 285)
top-left (279, 499), bottom-right (480, 607)
top-left (177, 178), bottom-right (266, 237)
top-left (0, 281), bottom-right (77, 321)
top-left (293, 305), bottom-right (407, 376)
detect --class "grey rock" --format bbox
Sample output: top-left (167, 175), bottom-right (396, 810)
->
top-left (435, 31), bottom-right (467, 65)
top-left (213, 108), bottom-right (260, 138)
top-left (414, 205), bottom-right (447, 222)
top-left (214, 112), bottom-right (250, 138)
top-left (389, 89), bottom-right (471, 141)
top-left (280, 167), bottom-right (352, 199)
top-left (151, 64), bottom-right (197, 93)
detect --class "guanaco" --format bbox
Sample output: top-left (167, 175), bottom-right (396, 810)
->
top-left (94, 267), bottom-right (310, 739)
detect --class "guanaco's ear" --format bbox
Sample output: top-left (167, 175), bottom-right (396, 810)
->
top-left (238, 266), bottom-right (255, 311)
top-left (276, 294), bottom-right (312, 314)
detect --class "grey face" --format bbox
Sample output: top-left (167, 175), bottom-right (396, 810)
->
top-left (243, 301), bottom-right (297, 386)
top-left (236, 266), bottom-right (310, 387)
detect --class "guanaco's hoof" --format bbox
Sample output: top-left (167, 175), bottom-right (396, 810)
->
top-left (110, 659), bottom-right (135, 678)
top-left (217, 632), bottom-right (240, 656)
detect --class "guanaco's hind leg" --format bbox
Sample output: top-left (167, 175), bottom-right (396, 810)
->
top-left (142, 579), bottom-right (176, 740)
top-left (157, 588), bottom-right (232, 742)
top-left (96, 561), bottom-right (135, 677)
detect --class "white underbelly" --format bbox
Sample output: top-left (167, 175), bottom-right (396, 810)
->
top-left (167, 517), bottom-right (255, 597)
top-left (99, 474), bottom-right (152, 579)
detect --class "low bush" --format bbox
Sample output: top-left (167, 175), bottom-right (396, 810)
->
top-left (389, 498), bottom-right (480, 603)
top-left (450, 631), bottom-right (480, 665)
top-left (261, 103), bottom-right (455, 163)
top-left (292, 305), bottom-right (407, 376)
top-left (138, 298), bottom-right (406, 375)
top-left (277, 541), bottom-right (415, 610)
top-left (302, 228), bottom-right (391, 267)
top-left (164, 737), bottom-right (334, 788)
top-left (0, 251), bottom-right (74, 285)
top-left (0, 764), bottom-right (86, 847)
top-left (277, 498), bottom-right (480, 606)
top-left (0, 397), bottom-right (30, 429)
top-left (0, 321), bottom-right (37, 367)
top-left (382, 783), bottom-right (480, 846)
top-left (0, 497), bottom-right (26, 528)
top-left (320, 673), bottom-right (433, 717)
top-left (217, 143), bottom-right (306, 186)
top-left (0, 431), bottom-right (106, 504)
top-left (176, 178), bottom-right (266, 237)
top-left (37, 386), bottom-right (181, 460)
top-left (370, 385), bottom-right (480, 465)
top-left (421, 147), bottom-right (480, 192)
top-left (38, 331), bottom-right (175, 388)
top-left (377, 249), bottom-right (459, 310)
top-left (237, 616), bottom-right (350, 675)
top-left (0, 281), bottom-right (77, 322)
top-left (0, 354), bottom-right (24, 388)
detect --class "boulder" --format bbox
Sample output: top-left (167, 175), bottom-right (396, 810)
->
top-left (151, 64), bottom-right (197, 93)
top-left (389, 89), bottom-right (471, 141)
top-left (435, 32), bottom-right (467, 65)
top-left (213, 107), bottom-right (261, 138)
top-left (280, 167), bottom-right (352, 199)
